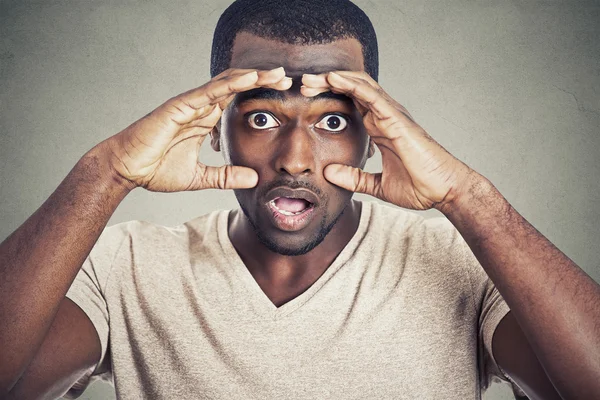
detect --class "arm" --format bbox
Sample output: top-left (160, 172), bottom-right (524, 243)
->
top-left (493, 312), bottom-right (562, 400)
top-left (301, 71), bottom-right (599, 399)
top-left (6, 298), bottom-right (106, 399)
top-left (0, 146), bottom-right (131, 394)
top-left (441, 172), bottom-right (600, 399)
top-left (0, 67), bottom-right (288, 395)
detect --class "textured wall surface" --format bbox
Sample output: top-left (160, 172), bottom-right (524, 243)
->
top-left (1, 0), bottom-right (599, 399)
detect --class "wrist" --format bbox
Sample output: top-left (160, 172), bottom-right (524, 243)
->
top-left (437, 171), bottom-right (497, 218)
top-left (83, 142), bottom-right (137, 196)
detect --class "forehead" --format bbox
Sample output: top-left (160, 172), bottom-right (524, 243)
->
top-left (230, 31), bottom-right (365, 77)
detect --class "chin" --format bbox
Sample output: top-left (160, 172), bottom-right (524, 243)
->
top-left (259, 237), bottom-right (322, 256)
top-left (240, 203), bottom-right (347, 257)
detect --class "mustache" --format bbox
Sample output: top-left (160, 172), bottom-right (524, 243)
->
top-left (257, 178), bottom-right (326, 202)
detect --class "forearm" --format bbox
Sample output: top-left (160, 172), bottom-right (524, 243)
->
top-left (441, 173), bottom-right (600, 399)
top-left (0, 143), bottom-right (133, 392)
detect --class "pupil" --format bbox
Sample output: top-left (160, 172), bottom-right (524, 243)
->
top-left (254, 114), bottom-right (268, 127)
top-left (327, 116), bottom-right (340, 129)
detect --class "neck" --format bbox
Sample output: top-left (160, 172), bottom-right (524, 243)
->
top-left (228, 200), bottom-right (362, 306)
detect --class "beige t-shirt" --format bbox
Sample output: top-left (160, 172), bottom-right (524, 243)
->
top-left (65, 201), bottom-right (525, 399)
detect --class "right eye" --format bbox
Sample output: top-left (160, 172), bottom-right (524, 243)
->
top-left (247, 112), bottom-right (280, 130)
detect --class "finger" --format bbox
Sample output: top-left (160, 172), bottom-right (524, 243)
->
top-left (219, 73), bottom-right (293, 111)
top-left (300, 86), bottom-right (331, 97)
top-left (213, 67), bottom-right (257, 80)
top-left (302, 71), bottom-right (379, 90)
top-left (255, 67), bottom-right (288, 86)
top-left (178, 104), bottom-right (223, 135)
top-left (210, 67), bottom-right (293, 110)
top-left (323, 164), bottom-right (381, 198)
top-left (221, 67), bottom-right (290, 91)
top-left (182, 71), bottom-right (259, 109)
top-left (328, 73), bottom-right (418, 128)
top-left (301, 72), bottom-right (372, 115)
top-left (331, 70), bottom-right (379, 87)
top-left (263, 76), bottom-right (293, 91)
top-left (302, 73), bottom-right (330, 88)
top-left (193, 164), bottom-right (259, 190)
top-left (182, 67), bottom-right (288, 110)
top-left (325, 73), bottom-right (395, 120)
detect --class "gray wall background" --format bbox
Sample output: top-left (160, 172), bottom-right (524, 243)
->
top-left (1, 0), bottom-right (599, 399)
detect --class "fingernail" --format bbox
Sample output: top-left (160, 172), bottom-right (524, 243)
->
top-left (271, 66), bottom-right (285, 73)
top-left (329, 72), bottom-right (342, 79)
top-left (301, 86), bottom-right (321, 97)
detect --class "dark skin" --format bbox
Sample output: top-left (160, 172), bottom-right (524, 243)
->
top-left (1, 31), bottom-right (597, 399)
top-left (213, 33), bottom-right (374, 307)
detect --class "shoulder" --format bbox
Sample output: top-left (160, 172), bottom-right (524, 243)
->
top-left (87, 210), bottom-right (229, 269)
top-left (364, 201), bottom-right (478, 279)
top-left (100, 209), bottom-right (227, 245)
top-left (366, 201), bottom-right (463, 249)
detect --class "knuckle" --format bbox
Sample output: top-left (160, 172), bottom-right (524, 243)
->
top-left (353, 168), bottom-right (365, 191)
top-left (226, 82), bottom-right (238, 93)
top-left (215, 165), bottom-right (230, 189)
top-left (216, 68), bottom-right (235, 79)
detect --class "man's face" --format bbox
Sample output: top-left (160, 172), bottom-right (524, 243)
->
top-left (214, 32), bottom-right (373, 255)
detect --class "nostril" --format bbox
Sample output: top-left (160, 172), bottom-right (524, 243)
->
top-left (279, 166), bottom-right (312, 175)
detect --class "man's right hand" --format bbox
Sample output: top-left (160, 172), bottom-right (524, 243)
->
top-left (103, 67), bottom-right (292, 192)
top-left (0, 67), bottom-right (292, 397)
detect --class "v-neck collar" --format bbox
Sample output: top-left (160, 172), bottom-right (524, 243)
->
top-left (217, 201), bottom-right (372, 319)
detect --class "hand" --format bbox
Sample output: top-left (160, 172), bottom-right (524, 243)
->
top-left (301, 71), bottom-right (474, 211)
top-left (103, 67), bottom-right (292, 192)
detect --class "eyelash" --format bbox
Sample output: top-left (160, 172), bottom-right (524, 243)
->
top-left (244, 111), bottom-right (350, 133)
top-left (246, 111), bottom-right (280, 130)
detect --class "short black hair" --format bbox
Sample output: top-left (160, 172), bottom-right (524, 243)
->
top-left (210, 0), bottom-right (379, 81)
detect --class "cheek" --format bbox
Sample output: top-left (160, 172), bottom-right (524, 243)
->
top-left (324, 131), bottom-right (370, 167)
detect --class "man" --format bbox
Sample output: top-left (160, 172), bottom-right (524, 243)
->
top-left (0, 0), bottom-right (598, 398)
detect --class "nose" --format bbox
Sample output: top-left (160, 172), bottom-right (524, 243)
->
top-left (274, 124), bottom-right (316, 177)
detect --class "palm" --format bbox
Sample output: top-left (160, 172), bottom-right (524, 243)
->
top-left (139, 127), bottom-right (211, 192)
top-left (366, 112), bottom-right (465, 210)
top-left (112, 103), bottom-right (218, 192)
top-left (304, 71), bottom-right (472, 212)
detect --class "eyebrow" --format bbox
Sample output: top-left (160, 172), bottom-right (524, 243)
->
top-left (232, 87), bottom-right (353, 107)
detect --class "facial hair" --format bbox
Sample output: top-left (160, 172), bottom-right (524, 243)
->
top-left (239, 201), bottom-right (348, 256)
top-left (234, 178), bottom-right (349, 256)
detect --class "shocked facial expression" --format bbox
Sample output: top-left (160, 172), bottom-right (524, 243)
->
top-left (213, 32), bottom-right (373, 255)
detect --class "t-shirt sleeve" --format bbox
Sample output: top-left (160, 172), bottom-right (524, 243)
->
top-left (477, 274), bottom-right (528, 397)
top-left (63, 223), bottom-right (130, 398)
top-left (454, 226), bottom-right (528, 397)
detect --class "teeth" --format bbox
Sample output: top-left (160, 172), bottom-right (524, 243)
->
top-left (269, 200), bottom-right (308, 216)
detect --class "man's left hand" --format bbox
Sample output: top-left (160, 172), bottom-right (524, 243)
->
top-left (302, 71), bottom-right (475, 212)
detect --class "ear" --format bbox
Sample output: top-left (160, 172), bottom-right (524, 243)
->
top-left (210, 120), bottom-right (221, 152)
top-left (367, 138), bottom-right (376, 158)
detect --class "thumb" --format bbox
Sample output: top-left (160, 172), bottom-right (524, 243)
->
top-left (324, 164), bottom-right (381, 197)
top-left (192, 164), bottom-right (259, 190)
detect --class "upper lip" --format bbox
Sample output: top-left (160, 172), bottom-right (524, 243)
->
top-left (265, 187), bottom-right (320, 207)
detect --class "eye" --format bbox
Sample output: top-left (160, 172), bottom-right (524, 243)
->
top-left (314, 114), bottom-right (348, 132)
top-left (247, 112), bottom-right (280, 130)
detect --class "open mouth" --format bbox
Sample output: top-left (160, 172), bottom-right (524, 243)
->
top-left (268, 197), bottom-right (315, 216)
top-left (263, 187), bottom-right (320, 231)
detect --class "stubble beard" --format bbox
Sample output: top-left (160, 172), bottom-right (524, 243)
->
top-left (238, 198), bottom-right (349, 256)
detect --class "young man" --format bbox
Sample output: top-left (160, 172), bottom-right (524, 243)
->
top-left (1, 0), bottom-right (598, 398)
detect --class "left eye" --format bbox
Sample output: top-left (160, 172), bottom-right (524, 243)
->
top-left (314, 114), bottom-right (348, 132)
top-left (247, 112), bottom-right (280, 130)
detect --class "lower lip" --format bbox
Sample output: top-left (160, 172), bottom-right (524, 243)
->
top-left (266, 201), bottom-right (317, 232)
